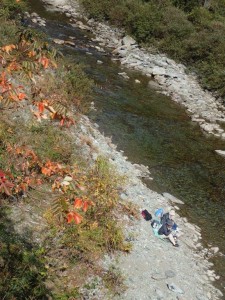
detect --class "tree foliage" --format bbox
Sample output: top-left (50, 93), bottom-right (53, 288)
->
top-left (81, 0), bottom-right (225, 98)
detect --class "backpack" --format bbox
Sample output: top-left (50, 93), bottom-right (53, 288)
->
top-left (141, 209), bottom-right (152, 221)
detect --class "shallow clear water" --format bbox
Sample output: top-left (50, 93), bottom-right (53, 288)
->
top-left (29, 1), bottom-right (225, 292)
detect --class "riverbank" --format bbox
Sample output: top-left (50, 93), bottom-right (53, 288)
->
top-left (28, 1), bottom-right (225, 299)
top-left (75, 115), bottom-right (223, 299)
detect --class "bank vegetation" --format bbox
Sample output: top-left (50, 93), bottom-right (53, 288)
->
top-left (0, 0), bottom-right (132, 298)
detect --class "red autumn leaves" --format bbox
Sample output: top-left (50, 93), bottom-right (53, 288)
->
top-left (0, 71), bottom-right (26, 102)
top-left (67, 198), bottom-right (94, 224)
top-left (0, 170), bottom-right (14, 196)
top-left (34, 100), bottom-right (75, 128)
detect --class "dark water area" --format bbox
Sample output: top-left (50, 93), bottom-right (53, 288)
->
top-left (29, 1), bottom-right (225, 293)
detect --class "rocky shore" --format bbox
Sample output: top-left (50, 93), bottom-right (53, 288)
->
top-left (73, 115), bottom-right (223, 300)
top-left (29, 1), bottom-right (224, 299)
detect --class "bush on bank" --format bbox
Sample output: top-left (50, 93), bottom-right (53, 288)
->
top-left (81, 0), bottom-right (225, 100)
top-left (0, 0), bottom-right (131, 298)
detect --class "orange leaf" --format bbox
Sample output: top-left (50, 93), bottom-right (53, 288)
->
top-left (41, 167), bottom-right (51, 176)
top-left (74, 198), bottom-right (83, 209)
top-left (83, 201), bottom-right (89, 212)
top-left (17, 92), bottom-right (26, 100)
top-left (67, 212), bottom-right (74, 224)
top-left (67, 211), bottom-right (83, 224)
top-left (60, 118), bottom-right (65, 126)
top-left (38, 102), bottom-right (45, 113)
top-left (7, 62), bottom-right (21, 72)
top-left (27, 50), bottom-right (36, 58)
top-left (38, 56), bottom-right (49, 69)
top-left (36, 178), bottom-right (42, 185)
top-left (73, 212), bottom-right (83, 224)
top-left (19, 183), bottom-right (27, 192)
top-left (1, 44), bottom-right (16, 54)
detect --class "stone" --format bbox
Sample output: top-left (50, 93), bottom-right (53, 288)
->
top-left (152, 66), bottom-right (166, 76)
top-left (167, 283), bottom-right (184, 294)
top-left (64, 40), bottom-right (75, 46)
top-left (162, 193), bottom-right (184, 204)
top-left (135, 79), bottom-right (141, 83)
top-left (215, 150), bottom-right (225, 158)
top-left (122, 35), bottom-right (136, 46)
top-left (53, 39), bottom-right (65, 45)
top-left (118, 72), bottom-right (130, 79)
top-left (31, 12), bottom-right (38, 18)
top-left (148, 80), bottom-right (162, 90)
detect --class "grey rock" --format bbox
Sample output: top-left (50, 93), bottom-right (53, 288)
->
top-left (118, 72), bottom-right (130, 79)
top-left (215, 150), bottom-right (225, 158)
top-left (167, 283), bottom-right (184, 294)
top-left (122, 35), bottom-right (136, 46)
top-left (163, 193), bottom-right (184, 204)
top-left (53, 38), bottom-right (65, 45)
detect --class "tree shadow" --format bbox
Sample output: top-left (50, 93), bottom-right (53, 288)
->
top-left (0, 206), bottom-right (50, 300)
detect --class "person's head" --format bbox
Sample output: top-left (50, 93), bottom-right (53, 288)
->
top-left (166, 219), bottom-right (174, 228)
top-left (169, 209), bottom-right (175, 220)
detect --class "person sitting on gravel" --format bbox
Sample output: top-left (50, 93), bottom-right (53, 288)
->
top-left (158, 219), bottom-right (179, 247)
top-left (161, 209), bottom-right (176, 227)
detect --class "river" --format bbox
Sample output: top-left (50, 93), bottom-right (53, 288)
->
top-left (29, 0), bottom-right (225, 293)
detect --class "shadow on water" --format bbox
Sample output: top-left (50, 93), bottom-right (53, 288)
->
top-left (29, 0), bottom-right (225, 292)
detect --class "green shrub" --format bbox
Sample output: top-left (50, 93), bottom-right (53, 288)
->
top-left (188, 6), bottom-right (213, 27)
top-left (0, 22), bottom-right (18, 46)
top-left (126, 2), bottom-right (163, 42)
top-left (28, 124), bottom-right (74, 163)
top-left (0, 0), bottom-right (27, 20)
top-left (64, 63), bottom-right (94, 112)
